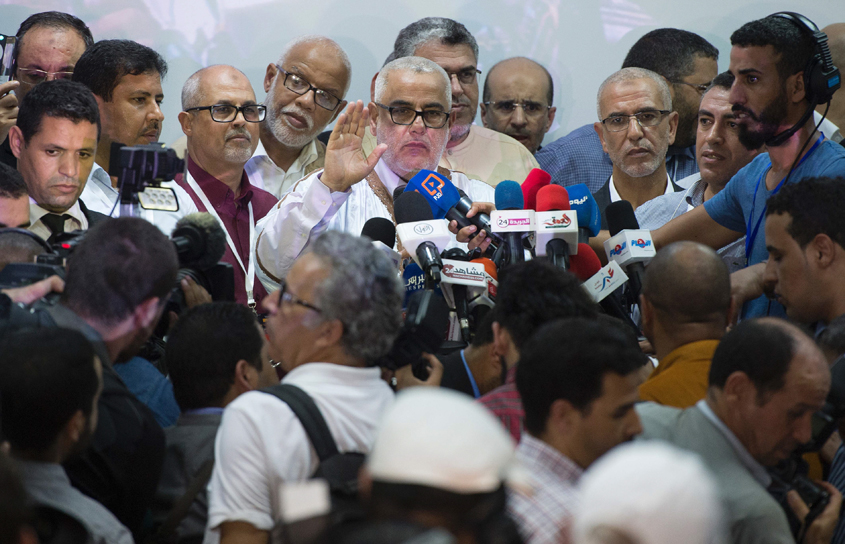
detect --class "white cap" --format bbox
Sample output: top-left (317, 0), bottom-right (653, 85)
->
top-left (573, 442), bottom-right (726, 544)
top-left (366, 387), bottom-right (516, 494)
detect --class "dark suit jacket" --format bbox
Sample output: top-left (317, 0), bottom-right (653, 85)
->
top-left (592, 176), bottom-right (684, 230)
top-left (79, 199), bottom-right (111, 228)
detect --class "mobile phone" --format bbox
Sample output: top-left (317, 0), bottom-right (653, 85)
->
top-left (0, 35), bottom-right (15, 84)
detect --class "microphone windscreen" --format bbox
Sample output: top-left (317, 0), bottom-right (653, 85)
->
top-left (535, 185), bottom-right (571, 212)
top-left (494, 180), bottom-right (524, 211)
top-left (568, 243), bottom-right (602, 282)
top-left (394, 191), bottom-right (434, 224)
top-left (393, 185), bottom-right (406, 202)
top-left (471, 257), bottom-right (498, 281)
top-left (606, 200), bottom-right (639, 236)
top-left (173, 212), bottom-right (227, 270)
top-left (442, 247), bottom-right (469, 261)
top-left (361, 217), bottom-right (396, 248)
top-left (521, 168), bottom-right (551, 211)
top-left (406, 169), bottom-right (461, 219)
top-left (567, 184), bottom-right (601, 236)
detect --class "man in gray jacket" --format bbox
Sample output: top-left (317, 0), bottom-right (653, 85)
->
top-left (637, 318), bottom-right (841, 544)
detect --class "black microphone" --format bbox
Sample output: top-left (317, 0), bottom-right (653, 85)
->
top-left (606, 200), bottom-right (647, 305)
top-left (172, 212), bottom-right (227, 270)
top-left (392, 185), bottom-right (406, 203)
top-left (441, 247), bottom-right (472, 344)
top-left (362, 217), bottom-right (400, 269)
top-left (395, 191), bottom-right (444, 287)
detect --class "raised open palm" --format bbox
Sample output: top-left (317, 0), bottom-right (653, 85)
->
top-left (322, 100), bottom-right (387, 192)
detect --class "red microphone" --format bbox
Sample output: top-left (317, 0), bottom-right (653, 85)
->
top-left (568, 243), bottom-right (601, 282)
top-left (535, 184), bottom-right (570, 212)
top-left (521, 168), bottom-right (552, 211)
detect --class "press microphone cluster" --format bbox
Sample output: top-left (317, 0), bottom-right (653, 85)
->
top-left (603, 200), bottom-right (655, 315)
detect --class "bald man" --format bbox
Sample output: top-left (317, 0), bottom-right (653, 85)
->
top-left (639, 241), bottom-right (734, 408)
top-left (176, 65), bottom-right (278, 309)
top-left (245, 36), bottom-right (351, 197)
top-left (820, 24), bottom-right (845, 143)
top-left (480, 57), bottom-right (556, 154)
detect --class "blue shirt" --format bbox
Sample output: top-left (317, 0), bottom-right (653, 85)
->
top-left (536, 124), bottom-right (698, 193)
top-left (114, 356), bottom-right (181, 427)
top-left (703, 139), bottom-right (845, 318)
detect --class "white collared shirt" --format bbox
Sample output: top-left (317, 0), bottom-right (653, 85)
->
top-left (79, 162), bottom-right (198, 236)
top-left (28, 198), bottom-right (88, 241)
top-left (608, 174), bottom-right (675, 204)
top-left (245, 138), bottom-right (320, 199)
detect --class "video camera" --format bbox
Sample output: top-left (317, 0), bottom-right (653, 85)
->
top-left (108, 142), bottom-right (184, 217)
top-left (377, 290), bottom-right (450, 380)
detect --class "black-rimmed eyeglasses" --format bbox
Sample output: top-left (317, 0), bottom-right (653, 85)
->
top-left (600, 110), bottom-right (671, 132)
top-left (375, 103), bottom-right (449, 129)
top-left (276, 65), bottom-right (341, 111)
top-left (672, 81), bottom-right (711, 94)
top-left (483, 100), bottom-right (552, 118)
top-left (185, 104), bottom-right (266, 123)
top-left (276, 279), bottom-right (322, 314)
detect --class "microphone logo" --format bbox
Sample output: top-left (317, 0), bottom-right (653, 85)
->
top-left (570, 196), bottom-right (589, 206)
top-left (601, 267), bottom-right (615, 290)
top-left (609, 242), bottom-right (627, 257)
top-left (413, 223), bottom-right (435, 236)
top-left (542, 214), bottom-right (571, 227)
top-left (632, 238), bottom-right (652, 248)
top-left (421, 173), bottom-right (446, 200)
top-left (496, 216), bottom-right (509, 228)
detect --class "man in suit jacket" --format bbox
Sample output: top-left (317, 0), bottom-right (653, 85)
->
top-left (637, 318), bottom-right (841, 544)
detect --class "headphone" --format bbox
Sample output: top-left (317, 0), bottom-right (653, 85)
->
top-left (771, 12), bottom-right (841, 105)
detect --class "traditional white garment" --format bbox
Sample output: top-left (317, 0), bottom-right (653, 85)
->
top-left (255, 159), bottom-right (495, 289)
top-left (80, 163), bottom-right (198, 235)
top-left (245, 138), bottom-right (321, 198)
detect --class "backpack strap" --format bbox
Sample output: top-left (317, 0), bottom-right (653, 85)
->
top-left (260, 384), bottom-right (339, 461)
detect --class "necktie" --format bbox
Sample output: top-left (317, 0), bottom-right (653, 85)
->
top-left (40, 213), bottom-right (73, 245)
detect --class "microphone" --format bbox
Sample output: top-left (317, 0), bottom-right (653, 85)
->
top-left (441, 248), bottom-right (479, 343)
top-left (604, 200), bottom-right (654, 305)
top-left (569, 243), bottom-right (601, 282)
top-left (392, 185), bottom-right (406, 203)
top-left (468, 256), bottom-right (498, 335)
top-left (521, 168), bottom-right (552, 211)
top-left (361, 217), bottom-right (400, 269)
top-left (567, 184), bottom-right (601, 244)
top-left (405, 169), bottom-right (501, 245)
top-left (534, 185), bottom-right (579, 270)
top-left (491, 180), bottom-right (534, 267)
top-left (394, 191), bottom-right (450, 287)
top-left (172, 212), bottom-right (227, 270)
top-left (575, 243), bottom-right (641, 335)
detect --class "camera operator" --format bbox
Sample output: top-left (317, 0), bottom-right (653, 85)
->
top-left (205, 230), bottom-right (401, 544)
top-left (0, 162), bottom-right (29, 228)
top-left (0, 216), bottom-right (179, 537)
top-left (7, 79), bottom-right (108, 245)
top-left (637, 318), bottom-right (842, 544)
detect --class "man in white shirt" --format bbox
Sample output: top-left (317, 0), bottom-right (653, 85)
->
top-left (246, 36), bottom-right (351, 198)
top-left (256, 56), bottom-right (495, 288)
top-left (73, 39), bottom-right (196, 235)
top-left (205, 230), bottom-right (402, 544)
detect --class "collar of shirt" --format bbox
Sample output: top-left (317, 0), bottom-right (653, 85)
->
top-left (373, 157), bottom-right (407, 196)
top-left (281, 361), bottom-right (384, 387)
top-left (29, 198), bottom-right (87, 236)
top-left (683, 176), bottom-right (707, 210)
top-left (248, 138), bottom-right (319, 192)
top-left (608, 173), bottom-right (674, 203)
top-left (443, 124), bottom-right (477, 158)
top-left (89, 162), bottom-right (115, 194)
top-left (187, 155), bottom-right (254, 209)
top-left (696, 399), bottom-right (772, 487)
top-left (17, 460), bottom-right (72, 486)
top-left (517, 433), bottom-right (584, 484)
top-left (652, 339), bottom-right (719, 378)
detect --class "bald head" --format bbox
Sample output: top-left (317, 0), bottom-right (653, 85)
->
top-left (642, 241), bottom-right (730, 327)
top-left (181, 64), bottom-right (252, 110)
top-left (483, 57), bottom-right (553, 105)
top-left (277, 36), bottom-right (351, 96)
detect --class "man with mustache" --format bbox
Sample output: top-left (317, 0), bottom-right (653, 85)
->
top-left (652, 15), bottom-right (845, 319)
top-left (177, 65), bottom-right (278, 309)
top-left (256, 56), bottom-right (495, 286)
top-left (592, 67), bottom-right (681, 230)
top-left (74, 40), bottom-right (198, 234)
top-left (7, 79), bottom-right (108, 244)
top-left (363, 17), bottom-right (539, 187)
top-left (246, 36), bottom-right (350, 198)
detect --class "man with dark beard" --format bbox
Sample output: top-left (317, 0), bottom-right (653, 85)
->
top-left (652, 14), bottom-right (845, 319)
top-left (176, 65), bottom-right (278, 309)
top-left (245, 37), bottom-right (351, 198)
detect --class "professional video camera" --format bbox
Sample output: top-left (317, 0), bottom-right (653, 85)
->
top-left (768, 357), bottom-right (845, 539)
top-left (377, 290), bottom-right (450, 380)
top-left (108, 142), bottom-right (184, 217)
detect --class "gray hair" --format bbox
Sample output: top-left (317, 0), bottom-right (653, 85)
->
top-left (181, 64), bottom-right (250, 110)
top-left (393, 17), bottom-right (479, 61)
top-left (596, 67), bottom-right (672, 119)
top-left (277, 35), bottom-right (352, 95)
top-left (374, 56), bottom-right (450, 105)
top-left (309, 231), bottom-right (404, 363)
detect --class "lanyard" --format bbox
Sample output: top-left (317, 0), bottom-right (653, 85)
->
top-left (745, 136), bottom-right (824, 261)
top-left (183, 407), bottom-right (225, 416)
top-left (460, 349), bottom-right (481, 399)
top-left (185, 171), bottom-right (256, 310)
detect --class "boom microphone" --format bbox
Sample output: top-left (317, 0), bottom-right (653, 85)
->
top-left (172, 212), bottom-right (227, 270)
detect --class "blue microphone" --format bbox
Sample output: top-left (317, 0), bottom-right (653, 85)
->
top-left (567, 184), bottom-right (601, 244)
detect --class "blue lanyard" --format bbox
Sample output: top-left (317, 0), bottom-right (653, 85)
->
top-left (745, 136), bottom-right (824, 260)
top-left (460, 349), bottom-right (481, 399)
top-left (183, 407), bottom-right (225, 416)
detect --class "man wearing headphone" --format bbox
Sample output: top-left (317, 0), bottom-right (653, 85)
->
top-left (652, 13), bottom-right (845, 320)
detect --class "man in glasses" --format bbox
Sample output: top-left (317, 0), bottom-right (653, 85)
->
top-left (0, 11), bottom-right (93, 169)
top-left (246, 36), bottom-right (350, 198)
top-left (480, 57), bottom-right (557, 155)
top-left (363, 17), bottom-right (539, 187)
top-left (74, 40), bottom-right (198, 234)
top-left (592, 67), bottom-right (682, 230)
top-left (256, 56), bottom-right (495, 286)
top-left (176, 65), bottom-right (278, 309)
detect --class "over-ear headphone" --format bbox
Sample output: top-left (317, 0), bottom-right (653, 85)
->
top-left (771, 12), bottom-right (841, 105)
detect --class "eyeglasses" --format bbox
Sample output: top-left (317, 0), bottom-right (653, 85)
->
top-left (184, 104), bottom-right (266, 123)
top-left (446, 68), bottom-right (482, 86)
top-left (600, 110), bottom-right (671, 132)
top-left (16, 67), bottom-right (74, 86)
top-left (276, 65), bottom-right (341, 111)
top-left (276, 279), bottom-right (322, 314)
top-left (483, 100), bottom-right (551, 118)
top-left (672, 81), bottom-right (710, 94)
top-left (375, 103), bottom-right (449, 129)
